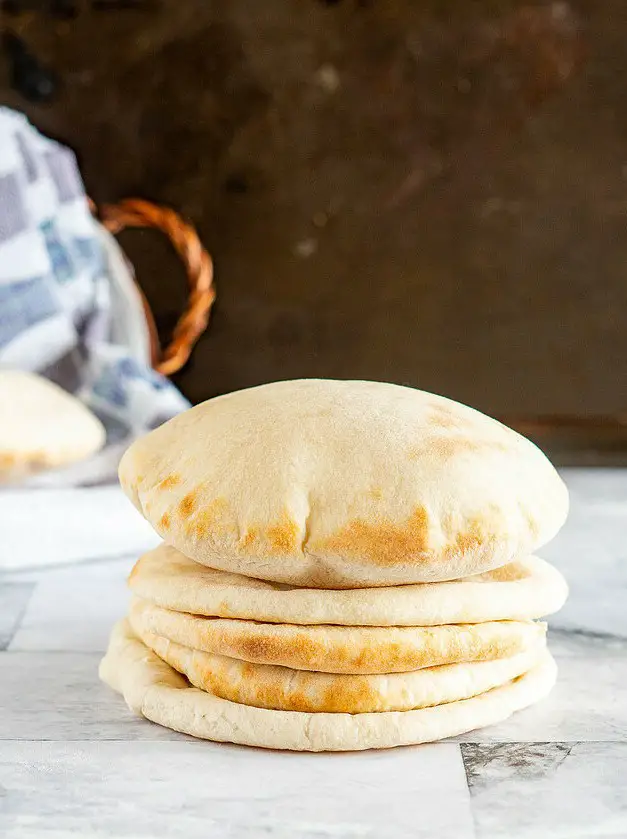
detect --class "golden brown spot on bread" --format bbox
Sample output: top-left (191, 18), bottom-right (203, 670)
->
top-left (184, 497), bottom-right (230, 540)
top-left (235, 633), bottom-right (285, 663)
top-left (319, 503), bottom-right (506, 569)
top-left (238, 511), bottom-right (300, 557)
top-left (127, 558), bottom-right (142, 585)
top-left (367, 486), bottom-right (383, 500)
top-left (442, 508), bottom-right (504, 562)
top-left (322, 678), bottom-right (375, 714)
top-left (349, 640), bottom-right (424, 672)
top-left (157, 474), bottom-right (181, 491)
top-left (267, 513), bottom-right (300, 554)
top-left (240, 526), bottom-right (260, 549)
top-left (409, 435), bottom-right (510, 461)
top-left (448, 516), bottom-right (487, 556)
top-left (408, 437), bottom-right (451, 460)
top-left (178, 489), bottom-right (199, 519)
top-left (159, 512), bottom-right (171, 530)
top-left (428, 403), bottom-right (471, 430)
top-left (234, 631), bottom-right (318, 666)
top-left (186, 662), bottom-right (396, 713)
top-left (142, 498), bottom-right (154, 516)
top-left (196, 664), bottom-right (317, 713)
top-left (428, 403), bottom-right (514, 440)
top-left (140, 609), bottom-right (542, 680)
top-left (518, 503), bottom-right (540, 540)
top-left (283, 689), bottom-right (316, 712)
top-left (221, 622), bottom-right (532, 673)
top-left (233, 672), bottom-right (316, 713)
top-left (480, 562), bottom-right (528, 583)
top-left (226, 627), bottom-right (362, 671)
top-left (315, 506), bottom-right (431, 566)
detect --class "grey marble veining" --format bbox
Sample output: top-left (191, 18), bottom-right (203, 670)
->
top-left (462, 742), bottom-right (627, 839)
top-left (0, 583), bottom-right (34, 650)
top-left (463, 742), bottom-right (574, 789)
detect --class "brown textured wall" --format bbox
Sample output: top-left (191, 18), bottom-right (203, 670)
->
top-left (3, 1), bottom-right (626, 448)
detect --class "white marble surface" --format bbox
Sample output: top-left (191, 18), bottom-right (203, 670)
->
top-left (0, 467), bottom-right (626, 838)
top-left (0, 485), bottom-right (159, 571)
top-left (0, 743), bottom-right (474, 839)
top-left (541, 469), bottom-right (627, 639)
top-left (9, 559), bottom-right (131, 652)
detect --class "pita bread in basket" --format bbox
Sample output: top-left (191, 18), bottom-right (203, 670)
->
top-left (129, 544), bottom-right (568, 626)
top-left (100, 620), bottom-right (557, 751)
top-left (129, 596), bottom-right (546, 675)
top-left (118, 379), bottom-right (568, 587)
top-left (0, 371), bottom-right (105, 479)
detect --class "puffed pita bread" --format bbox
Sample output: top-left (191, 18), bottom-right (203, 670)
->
top-left (100, 620), bottom-right (557, 751)
top-left (118, 379), bottom-right (568, 587)
top-left (129, 545), bottom-right (568, 626)
top-left (0, 370), bottom-right (105, 478)
top-left (129, 597), bottom-right (546, 675)
top-left (138, 627), bottom-right (545, 713)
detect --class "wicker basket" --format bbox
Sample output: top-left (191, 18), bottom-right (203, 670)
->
top-left (92, 198), bottom-right (215, 377)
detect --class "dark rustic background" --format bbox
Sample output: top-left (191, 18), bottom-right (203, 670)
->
top-left (2, 0), bottom-right (627, 460)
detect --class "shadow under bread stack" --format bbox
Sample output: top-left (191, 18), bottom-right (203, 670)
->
top-left (100, 379), bottom-right (569, 752)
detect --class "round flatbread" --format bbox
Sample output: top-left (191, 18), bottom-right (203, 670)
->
top-left (138, 627), bottom-right (545, 713)
top-left (118, 379), bottom-right (568, 587)
top-left (0, 370), bottom-right (105, 478)
top-left (129, 596), bottom-right (546, 675)
top-left (129, 544), bottom-right (568, 626)
top-left (100, 620), bottom-right (557, 751)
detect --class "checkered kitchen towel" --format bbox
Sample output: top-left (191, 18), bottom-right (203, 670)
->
top-left (0, 107), bottom-right (189, 486)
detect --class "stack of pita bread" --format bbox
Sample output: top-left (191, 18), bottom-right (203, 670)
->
top-left (101, 379), bottom-right (568, 751)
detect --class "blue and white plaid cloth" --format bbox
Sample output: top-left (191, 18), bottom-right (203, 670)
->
top-left (0, 107), bottom-right (189, 485)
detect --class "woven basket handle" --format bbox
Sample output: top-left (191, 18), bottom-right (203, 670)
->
top-left (93, 198), bottom-right (215, 377)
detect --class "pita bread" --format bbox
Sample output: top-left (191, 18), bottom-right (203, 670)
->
top-left (118, 379), bottom-right (568, 587)
top-left (100, 620), bottom-right (557, 751)
top-left (129, 544), bottom-right (568, 626)
top-left (138, 627), bottom-right (545, 713)
top-left (0, 370), bottom-right (105, 478)
top-left (129, 597), bottom-right (546, 675)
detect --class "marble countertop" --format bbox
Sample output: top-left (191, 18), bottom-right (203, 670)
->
top-left (0, 467), bottom-right (626, 839)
